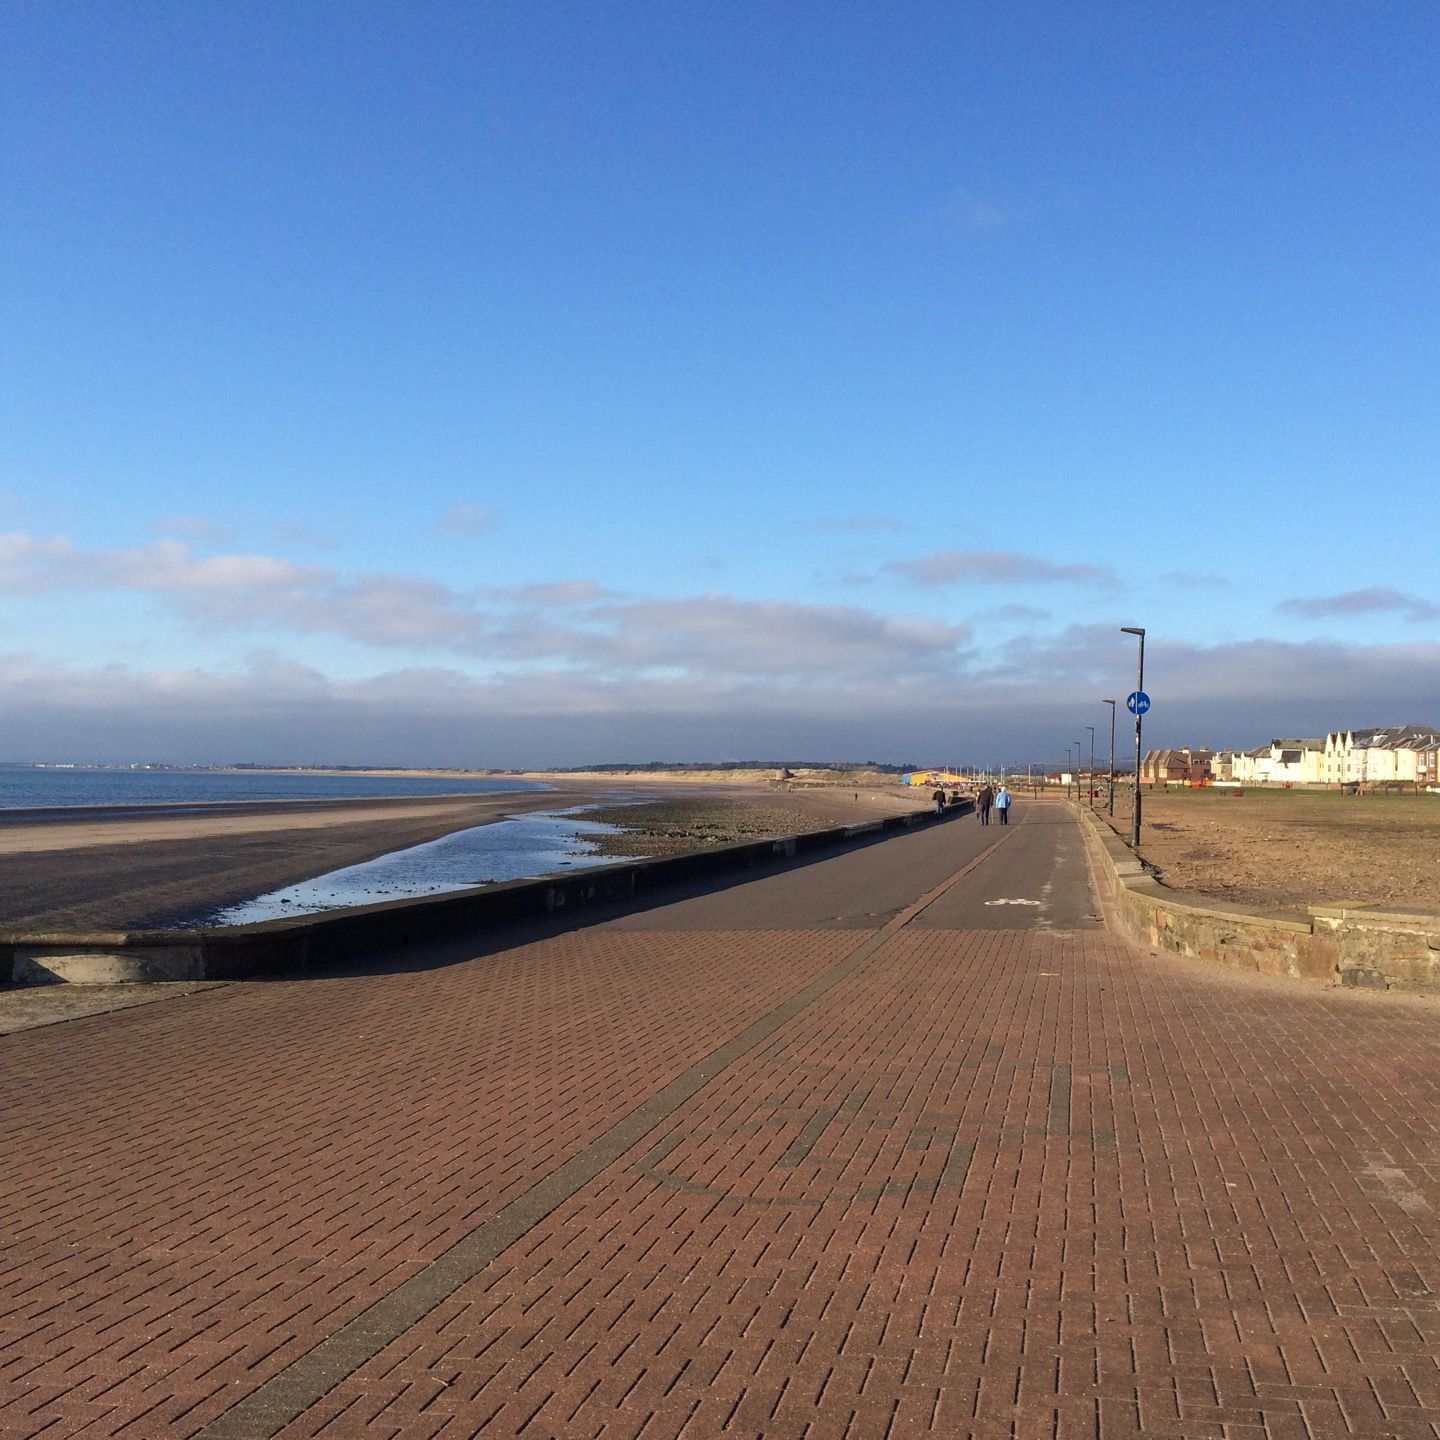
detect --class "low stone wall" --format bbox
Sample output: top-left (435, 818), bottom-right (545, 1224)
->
top-left (0, 802), bottom-right (967, 985)
top-left (1077, 805), bottom-right (1440, 993)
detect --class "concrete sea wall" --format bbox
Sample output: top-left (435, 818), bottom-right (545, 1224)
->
top-left (1078, 804), bottom-right (1440, 993)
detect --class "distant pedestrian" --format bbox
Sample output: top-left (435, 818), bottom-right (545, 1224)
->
top-left (995, 785), bottom-right (1012, 825)
top-left (932, 786), bottom-right (946, 816)
top-left (977, 784), bottom-right (993, 825)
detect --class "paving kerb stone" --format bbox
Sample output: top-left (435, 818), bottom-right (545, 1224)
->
top-left (0, 800), bottom-right (971, 986)
top-left (1074, 800), bottom-right (1440, 992)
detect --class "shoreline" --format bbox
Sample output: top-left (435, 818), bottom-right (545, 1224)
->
top-left (0, 786), bottom-right (613, 931)
top-left (0, 788), bottom-right (549, 828)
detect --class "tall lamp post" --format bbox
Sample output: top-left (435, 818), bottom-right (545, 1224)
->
top-left (1102, 699), bottom-right (1116, 815)
top-left (1120, 626), bottom-right (1146, 847)
top-left (1075, 740), bottom-right (1083, 803)
top-left (1066, 746), bottom-right (1073, 800)
top-left (1086, 726), bottom-right (1096, 808)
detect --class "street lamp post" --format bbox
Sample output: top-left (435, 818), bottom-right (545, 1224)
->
top-left (1102, 699), bottom-right (1116, 815)
top-left (1075, 740), bottom-right (1083, 803)
top-left (1066, 746), bottom-right (1073, 800)
top-left (1086, 726), bottom-right (1096, 808)
top-left (1120, 626), bottom-right (1146, 847)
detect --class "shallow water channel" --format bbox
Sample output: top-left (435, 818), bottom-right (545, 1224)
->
top-left (210, 807), bottom-right (640, 925)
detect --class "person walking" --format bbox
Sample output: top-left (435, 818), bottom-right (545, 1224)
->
top-left (977, 784), bottom-right (993, 825)
top-left (994, 784), bottom-right (1012, 825)
top-left (932, 785), bottom-right (946, 816)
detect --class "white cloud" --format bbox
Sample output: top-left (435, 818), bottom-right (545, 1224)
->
top-left (1277, 588), bottom-right (1438, 623)
top-left (0, 531), bottom-right (489, 652)
top-left (135, 545), bottom-right (326, 594)
top-left (497, 579), bottom-right (613, 607)
top-left (0, 532), bottom-right (326, 597)
top-left (586, 595), bottom-right (971, 678)
top-left (2, 634), bottom-right (1434, 768)
top-left (0, 531), bottom-right (970, 680)
top-left (0, 531), bottom-right (78, 591)
top-left (886, 550), bottom-right (1118, 589)
top-left (976, 603), bottom-right (1051, 623)
top-left (4, 528), bottom-right (1436, 764)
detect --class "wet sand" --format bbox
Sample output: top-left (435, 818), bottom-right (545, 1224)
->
top-left (0, 788), bottom-right (596, 930)
top-left (582, 787), bottom-right (926, 856)
top-left (0, 782), bottom-right (925, 932)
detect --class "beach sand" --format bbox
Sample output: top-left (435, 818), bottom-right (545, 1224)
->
top-left (0, 788), bottom-right (592, 930)
top-left (581, 787), bottom-right (926, 856)
top-left (0, 779), bottom-right (925, 931)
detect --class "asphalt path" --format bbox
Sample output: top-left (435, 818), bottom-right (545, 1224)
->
top-left (597, 797), bottom-right (1097, 934)
top-left (913, 802), bottom-right (1101, 931)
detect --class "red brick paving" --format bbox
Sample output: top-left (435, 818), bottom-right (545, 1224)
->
top-left (271, 928), bottom-right (1440, 1439)
top-left (3, 840), bottom-right (1440, 1437)
top-left (1, 930), bottom-right (853, 1437)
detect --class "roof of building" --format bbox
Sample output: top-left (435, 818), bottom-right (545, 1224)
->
top-left (1347, 724), bottom-right (1440, 747)
top-left (1143, 748), bottom-right (1213, 770)
top-left (1379, 732), bottom-right (1440, 751)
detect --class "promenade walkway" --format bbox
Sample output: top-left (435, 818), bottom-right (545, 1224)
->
top-left (3, 806), bottom-right (1439, 1437)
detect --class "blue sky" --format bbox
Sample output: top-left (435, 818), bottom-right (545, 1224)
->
top-left (2, 2), bottom-right (1436, 767)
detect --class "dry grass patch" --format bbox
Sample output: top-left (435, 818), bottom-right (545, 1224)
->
top-left (1104, 788), bottom-right (1440, 913)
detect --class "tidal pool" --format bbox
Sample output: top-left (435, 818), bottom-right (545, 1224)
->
top-left (210, 808), bottom-right (639, 925)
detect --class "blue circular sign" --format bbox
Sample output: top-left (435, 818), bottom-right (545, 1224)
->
top-left (1127, 690), bottom-right (1151, 715)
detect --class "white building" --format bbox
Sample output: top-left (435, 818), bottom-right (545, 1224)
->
top-left (1323, 725), bottom-right (1440, 785)
top-left (1230, 739), bottom-right (1324, 785)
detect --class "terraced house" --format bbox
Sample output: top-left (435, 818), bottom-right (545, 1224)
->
top-left (1230, 738), bottom-right (1325, 785)
top-left (1322, 724), bottom-right (1440, 785)
top-left (1139, 747), bottom-right (1212, 784)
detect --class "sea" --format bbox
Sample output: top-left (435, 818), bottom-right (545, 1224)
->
top-left (0, 766), bottom-right (547, 810)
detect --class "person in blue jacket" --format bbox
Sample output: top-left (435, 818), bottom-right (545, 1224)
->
top-left (994, 785), bottom-right (1012, 825)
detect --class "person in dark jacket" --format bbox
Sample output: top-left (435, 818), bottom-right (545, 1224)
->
top-left (932, 786), bottom-right (946, 815)
top-left (977, 784), bottom-right (994, 825)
